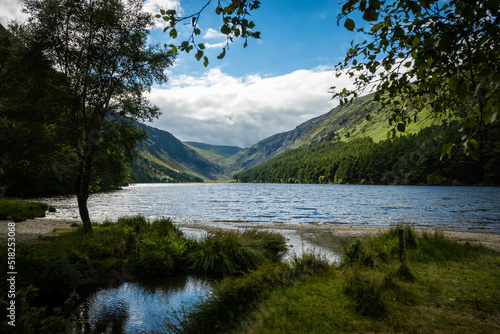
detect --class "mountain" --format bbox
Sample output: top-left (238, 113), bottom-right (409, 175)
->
top-left (130, 123), bottom-right (227, 182)
top-left (130, 93), bottom-right (438, 182)
top-left (222, 93), bottom-right (436, 175)
top-left (184, 142), bottom-right (243, 168)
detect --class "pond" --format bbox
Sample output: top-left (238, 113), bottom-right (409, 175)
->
top-left (73, 274), bottom-right (212, 334)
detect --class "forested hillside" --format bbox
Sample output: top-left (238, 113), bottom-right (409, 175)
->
top-left (234, 123), bottom-right (500, 186)
top-left (223, 93), bottom-right (435, 175)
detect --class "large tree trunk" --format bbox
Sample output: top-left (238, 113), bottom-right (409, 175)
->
top-left (75, 158), bottom-right (93, 234)
top-left (77, 188), bottom-right (92, 233)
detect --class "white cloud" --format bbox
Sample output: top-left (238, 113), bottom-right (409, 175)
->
top-left (143, 0), bottom-right (183, 28)
top-left (203, 28), bottom-right (224, 39)
top-left (0, 0), bottom-right (29, 26)
top-left (147, 68), bottom-right (356, 147)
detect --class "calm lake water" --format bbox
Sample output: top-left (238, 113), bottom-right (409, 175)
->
top-left (37, 183), bottom-right (499, 333)
top-left (42, 183), bottom-right (500, 233)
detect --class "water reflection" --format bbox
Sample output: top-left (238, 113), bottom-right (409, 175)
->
top-left (76, 275), bottom-right (212, 334)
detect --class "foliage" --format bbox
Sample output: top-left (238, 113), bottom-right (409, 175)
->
top-left (0, 24), bottom-right (75, 196)
top-left (156, 0), bottom-right (261, 67)
top-left (234, 123), bottom-right (500, 185)
top-left (15, 0), bottom-right (175, 232)
top-left (334, 0), bottom-right (500, 158)
top-left (0, 198), bottom-right (50, 222)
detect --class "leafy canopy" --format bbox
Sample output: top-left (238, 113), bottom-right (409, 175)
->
top-left (333, 0), bottom-right (500, 159)
top-left (19, 0), bottom-right (174, 231)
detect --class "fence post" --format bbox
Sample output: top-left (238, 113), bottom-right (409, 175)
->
top-left (399, 228), bottom-right (406, 265)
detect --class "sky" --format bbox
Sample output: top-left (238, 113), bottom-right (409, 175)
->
top-left (0, 0), bottom-right (364, 148)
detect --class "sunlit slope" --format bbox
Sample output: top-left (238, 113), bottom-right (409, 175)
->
top-left (224, 93), bottom-right (436, 175)
top-left (131, 123), bottom-right (224, 182)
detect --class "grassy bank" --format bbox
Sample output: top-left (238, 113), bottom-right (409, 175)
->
top-left (0, 198), bottom-right (53, 222)
top-left (0, 216), bottom-right (287, 333)
top-left (1, 218), bottom-right (498, 333)
top-left (210, 227), bottom-right (499, 333)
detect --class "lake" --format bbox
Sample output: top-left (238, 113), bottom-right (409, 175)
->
top-left (42, 183), bottom-right (500, 233)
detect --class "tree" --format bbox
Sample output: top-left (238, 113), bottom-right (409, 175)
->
top-left (333, 0), bottom-right (500, 159)
top-left (21, 0), bottom-right (174, 233)
top-left (0, 24), bottom-right (73, 196)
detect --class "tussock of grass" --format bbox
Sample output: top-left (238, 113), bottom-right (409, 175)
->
top-left (0, 198), bottom-right (51, 221)
top-left (189, 230), bottom-right (287, 274)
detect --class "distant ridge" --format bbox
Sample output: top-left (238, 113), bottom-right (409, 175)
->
top-left (184, 142), bottom-right (243, 157)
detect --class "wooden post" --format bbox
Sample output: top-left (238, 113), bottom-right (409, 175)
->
top-left (399, 228), bottom-right (406, 265)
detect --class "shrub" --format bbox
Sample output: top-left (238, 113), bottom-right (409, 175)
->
top-left (39, 255), bottom-right (80, 303)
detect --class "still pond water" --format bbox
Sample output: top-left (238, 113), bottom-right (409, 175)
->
top-left (39, 183), bottom-right (500, 333)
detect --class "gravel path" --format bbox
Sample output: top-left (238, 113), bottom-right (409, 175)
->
top-left (0, 218), bottom-right (80, 244)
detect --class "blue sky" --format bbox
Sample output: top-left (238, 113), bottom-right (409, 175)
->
top-left (1, 0), bottom-right (363, 147)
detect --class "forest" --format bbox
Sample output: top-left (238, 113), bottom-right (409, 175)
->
top-left (233, 123), bottom-right (500, 186)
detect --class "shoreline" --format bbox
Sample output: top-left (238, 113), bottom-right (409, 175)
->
top-left (1, 218), bottom-right (499, 253)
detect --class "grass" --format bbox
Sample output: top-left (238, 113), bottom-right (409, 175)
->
top-left (1, 219), bottom-right (498, 333)
top-left (0, 197), bottom-right (53, 221)
top-left (225, 227), bottom-right (500, 334)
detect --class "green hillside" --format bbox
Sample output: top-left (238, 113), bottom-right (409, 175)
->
top-left (184, 142), bottom-right (242, 157)
top-left (130, 123), bottom-right (224, 182)
top-left (233, 122), bottom-right (500, 186)
top-left (223, 93), bottom-right (437, 176)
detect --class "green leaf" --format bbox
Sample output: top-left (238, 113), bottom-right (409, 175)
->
top-left (169, 28), bottom-right (177, 39)
top-left (203, 56), bottom-right (209, 68)
top-left (217, 48), bottom-right (226, 59)
top-left (344, 18), bottom-right (355, 31)
top-left (170, 45), bottom-right (178, 55)
top-left (221, 25), bottom-right (231, 35)
top-left (441, 143), bottom-right (453, 159)
top-left (195, 50), bottom-right (204, 61)
top-left (412, 37), bottom-right (421, 47)
top-left (438, 32), bottom-right (452, 52)
top-left (160, 9), bottom-right (165, 15)
top-left (397, 122), bottom-right (405, 132)
top-left (465, 139), bottom-right (479, 161)
top-left (194, 28), bottom-right (201, 35)
top-left (198, 43), bottom-right (205, 50)
top-left (448, 76), bottom-right (458, 90)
